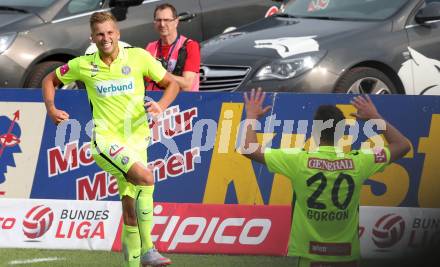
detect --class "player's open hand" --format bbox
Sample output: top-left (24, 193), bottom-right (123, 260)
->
top-left (48, 107), bottom-right (69, 125)
top-left (350, 95), bottom-right (382, 121)
top-left (145, 101), bottom-right (164, 118)
top-left (244, 88), bottom-right (271, 120)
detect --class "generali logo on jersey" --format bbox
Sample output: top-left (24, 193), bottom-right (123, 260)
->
top-left (21, 205), bottom-right (110, 241)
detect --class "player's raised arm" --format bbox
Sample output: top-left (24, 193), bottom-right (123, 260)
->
top-left (241, 88), bottom-right (272, 164)
top-left (42, 71), bottom-right (69, 125)
top-left (146, 72), bottom-right (179, 117)
top-left (351, 95), bottom-right (410, 162)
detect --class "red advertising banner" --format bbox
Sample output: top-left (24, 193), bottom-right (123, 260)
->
top-left (112, 203), bottom-right (291, 256)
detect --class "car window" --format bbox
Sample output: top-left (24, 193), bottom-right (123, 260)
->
top-left (56, 0), bottom-right (103, 18)
top-left (284, 0), bottom-right (410, 21)
top-left (0, 0), bottom-right (55, 8)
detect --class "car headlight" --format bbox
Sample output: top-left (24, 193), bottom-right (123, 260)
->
top-left (0, 32), bottom-right (17, 54)
top-left (255, 51), bottom-right (326, 80)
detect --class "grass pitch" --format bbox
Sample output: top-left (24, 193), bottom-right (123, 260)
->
top-left (0, 248), bottom-right (426, 267)
top-left (0, 248), bottom-right (298, 267)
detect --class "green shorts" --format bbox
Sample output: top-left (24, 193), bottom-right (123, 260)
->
top-left (92, 137), bottom-right (148, 199)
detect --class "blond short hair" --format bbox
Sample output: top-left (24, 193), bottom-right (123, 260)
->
top-left (89, 11), bottom-right (117, 31)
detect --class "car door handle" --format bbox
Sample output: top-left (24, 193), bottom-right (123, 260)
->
top-left (179, 12), bottom-right (196, 22)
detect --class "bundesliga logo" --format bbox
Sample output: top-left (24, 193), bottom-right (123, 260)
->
top-left (22, 205), bottom-right (54, 239)
top-left (372, 213), bottom-right (405, 249)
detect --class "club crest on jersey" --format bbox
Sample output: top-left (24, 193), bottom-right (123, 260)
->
top-left (122, 66), bottom-right (131, 75)
top-left (121, 156), bottom-right (129, 165)
top-left (91, 63), bottom-right (99, 77)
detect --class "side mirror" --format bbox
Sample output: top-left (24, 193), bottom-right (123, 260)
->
top-left (109, 0), bottom-right (143, 8)
top-left (415, 2), bottom-right (440, 24)
top-left (111, 7), bottom-right (128, 21)
top-left (109, 0), bottom-right (143, 21)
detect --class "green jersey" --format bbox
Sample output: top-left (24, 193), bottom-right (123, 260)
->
top-left (56, 45), bottom-right (166, 141)
top-left (265, 146), bottom-right (390, 261)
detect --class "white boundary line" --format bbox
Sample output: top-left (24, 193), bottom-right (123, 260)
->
top-left (8, 257), bottom-right (65, 265)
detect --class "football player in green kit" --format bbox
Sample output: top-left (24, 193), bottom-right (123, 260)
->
top-left (241, 88), bottom-right (410, 266)
top-left (42, 11), bottom-right (179, 267)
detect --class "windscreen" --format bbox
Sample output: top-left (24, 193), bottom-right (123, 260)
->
top-left (284, 0), bottom-right (410, 21)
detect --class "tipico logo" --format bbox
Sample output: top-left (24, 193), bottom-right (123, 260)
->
top-left (22, 205), bottom-right (54, 239)
top-left (372, 213), bottom-right (405, 249)
top-left (95, 78), bottom-right (135, 97)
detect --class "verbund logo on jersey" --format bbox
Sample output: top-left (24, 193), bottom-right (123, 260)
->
top-left (95, 78), bottom-right (134, 97)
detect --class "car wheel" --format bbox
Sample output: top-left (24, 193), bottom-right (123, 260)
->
top-left (24, 61), bottom-right (84, 89)
top-left (335, 67), bottom-right (396, 94)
